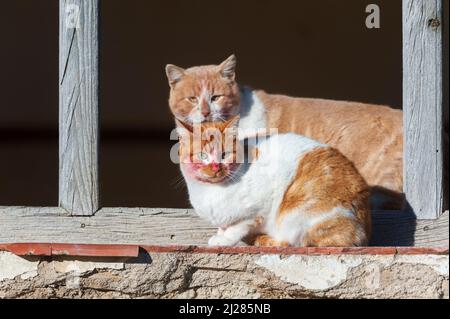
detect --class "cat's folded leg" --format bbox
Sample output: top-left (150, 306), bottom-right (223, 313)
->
top-left (303, 216), bottom-right (368, 247)
top-left (253, 235), bottom-right (289, 247)
top-left (217, 227), bottom-right (226, 236)
top-left (208, 228), bottom-right (235, 246)
top-left (208, 219), bottom-right (257, 247)
top-left (208, 235), bottom-right (238, 246)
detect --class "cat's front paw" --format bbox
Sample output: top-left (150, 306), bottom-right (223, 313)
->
top-left (208, 235), bottom-right (238, 247)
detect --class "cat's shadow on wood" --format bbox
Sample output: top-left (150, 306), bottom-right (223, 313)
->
top-left (370, 187), bottom-right (417, 247)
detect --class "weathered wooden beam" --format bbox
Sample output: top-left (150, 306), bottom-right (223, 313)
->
top-left (403, 0), bottom-right (444, 219)
top-left (0, 207), bottom-right (448, 247)
top-left (59, 0), bottom-right (99, 216)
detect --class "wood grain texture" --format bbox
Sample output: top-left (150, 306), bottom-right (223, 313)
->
top-left (59, 0), bottom-right (99, 216)
top-left (403, 0), bottom-right (444, 219)
top-left (0, 207), bottom-right (447, 247)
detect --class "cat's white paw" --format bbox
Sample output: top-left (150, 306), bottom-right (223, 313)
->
top-left (208, 235), bottom-right (237, 247)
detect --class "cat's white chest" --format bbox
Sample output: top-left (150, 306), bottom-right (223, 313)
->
top-left (187, 170), bottom-right (268, 227)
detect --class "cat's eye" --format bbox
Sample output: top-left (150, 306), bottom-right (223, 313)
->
top-left (222, 151), bottom-right (232, 159)
top-left (211, 95), bottom-right (223, 103)
top-left (187, 96), bottom-right (198, 104)
top-left (197, 152), bottom-right (209, 161)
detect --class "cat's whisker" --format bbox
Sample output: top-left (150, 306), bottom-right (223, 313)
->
top-left (226, 169), bottom-right (244, 183)
top-left (213, 113), bottom-right (228, 122)
top-left (171, 174), bottom-right (187, 189)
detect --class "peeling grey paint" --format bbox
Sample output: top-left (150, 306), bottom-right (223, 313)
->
top-left (394, 255), bottom-right (449, 276)
top-left (0, 252), bottom-right (39, 282)
top-left (52, 260), bottom-right (125, 274)
top-left (0, 252), bottom-right (448, 299)
top-left (255, 255), bottom-right (363, 290)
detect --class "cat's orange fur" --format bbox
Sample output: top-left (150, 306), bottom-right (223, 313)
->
top-left (259, 92), bottom-right (403, 209)
top-left (166, 55), bottom-right (404, 210)
top-left (253, 147), bottom-right (370, 247)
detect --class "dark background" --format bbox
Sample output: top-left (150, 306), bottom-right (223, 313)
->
top-left (0, 0), bottom-right (447, 208)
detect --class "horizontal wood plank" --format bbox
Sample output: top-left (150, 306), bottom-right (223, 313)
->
top-left (0, 207), bottom-right (448, 247)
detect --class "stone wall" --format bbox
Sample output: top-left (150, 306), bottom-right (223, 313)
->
top-left (0, 251), bottom-right (448, 299)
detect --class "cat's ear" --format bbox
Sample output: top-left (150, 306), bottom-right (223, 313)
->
top-left (218, 54), bottom-right (237, 82)
top-left (175, 118), bottom-right (193, 135)
top-left (165, 64), bottom-right (185, 87)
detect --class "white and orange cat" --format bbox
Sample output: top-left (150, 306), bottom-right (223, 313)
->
top-left (166, 55), bottom-right (404, 210)
top-left (176, 116), bottom-right (371, 247)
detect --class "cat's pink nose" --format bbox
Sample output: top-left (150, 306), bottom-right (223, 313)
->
top-left (211, 163), bottom-right (220, 172)
top-left (201, 108), bottom-right (210, 117)
top-left (200, 99), bottom-right (211, 117)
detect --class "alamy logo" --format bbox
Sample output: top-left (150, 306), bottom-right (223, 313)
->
top-left (365, 4), bottom-right (381, 29)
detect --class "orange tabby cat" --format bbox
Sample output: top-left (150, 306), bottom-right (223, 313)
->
top-left (166, 55), bottom-right (404, 210)
top-left (176, 116), bottom-right (371, 247)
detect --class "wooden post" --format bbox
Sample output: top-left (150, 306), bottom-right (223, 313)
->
top-left (59, 0), bottom-right (99, 216)
top-left (403, 0), bottom-right (444, 219)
